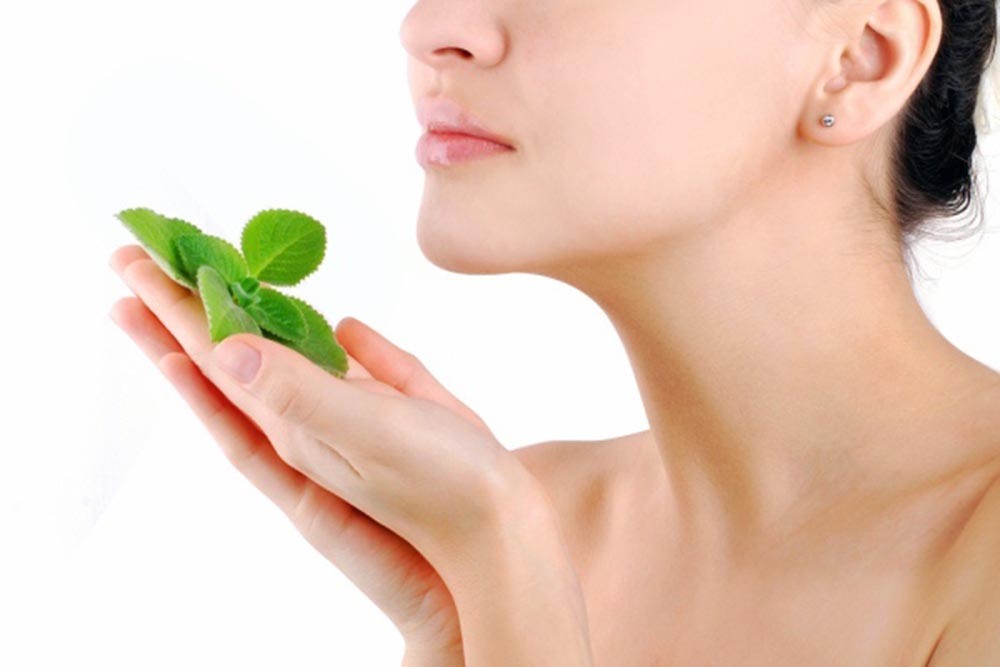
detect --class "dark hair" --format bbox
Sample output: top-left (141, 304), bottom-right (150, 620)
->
top-left (884, 0), bottom-right (999, 268)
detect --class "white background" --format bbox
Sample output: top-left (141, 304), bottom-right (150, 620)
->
top-left (1, 2), bottom-right (998, 665)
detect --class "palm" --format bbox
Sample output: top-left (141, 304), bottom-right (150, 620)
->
top-left (109, 245), bottom-right (486, 661)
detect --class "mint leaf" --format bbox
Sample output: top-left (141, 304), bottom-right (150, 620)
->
top-left (176, 233), bottom-right (250, 286)
top-left (196, 264), bottom-right (261, 343)
top-left (114, 206), bottom-right (346, 377)
top-left (116, 208), bottom-right (204, 290)
top-left (240, 209), bottom-right (326, 286)
top-left (244, 287), bottom-right (308, 342)
top-left (231, 276), bottom-right (262, 309)
top-left (238, 276), bottom-right (261, 294)
top-left (274, 294), bottom-right (348, 377)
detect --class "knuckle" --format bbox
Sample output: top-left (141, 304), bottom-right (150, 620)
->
top-left (271, 428), bottom-right (306, 470)
top-left (290, 484), bottom-right (324, 542)
top-left (386, 404), bottom-right (424, 457)
top-left (133, 258), bottom-right (167, 286)
top-left (120, 257), bottom-right (151, 280)
top-left (265, 376), bottom-right (319, 425)
top-left (229, 438), bottom-right (267, 476)
top-left (397, 352), bottom-right (427, 395)
top-left (165, 290), bottom-right (198, 323)
top-left (155, 350), bottom-right (188, 375)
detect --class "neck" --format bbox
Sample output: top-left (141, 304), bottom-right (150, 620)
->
top-left (545, 160), bottom-right (1000, 559)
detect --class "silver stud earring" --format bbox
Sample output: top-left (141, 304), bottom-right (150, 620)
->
top-left (821, 114), bottom-right (836, 128)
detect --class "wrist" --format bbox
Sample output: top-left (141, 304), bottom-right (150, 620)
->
top-left (483, 451), bottom-right (558, 538)
top-left (441, 465), bottom-right (595, 665)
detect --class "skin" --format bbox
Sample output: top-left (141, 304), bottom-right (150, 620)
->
top-left (107, 0), bottom-right (1000, 663)
top-left (108, 250), bottom-right (467, 662)
top-left (109, 247), bottom-right (589, 665)
top-left (399, 0), bottom-right (1000, 664)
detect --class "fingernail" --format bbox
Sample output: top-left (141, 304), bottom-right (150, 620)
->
top-left (214, 339), bottom-right (261, 383)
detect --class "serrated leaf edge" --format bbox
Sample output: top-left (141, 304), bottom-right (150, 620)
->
top-left (175, 231), bottom-right (251, 284)
top-left (115, 208), bottom-right (203, 290)
top-left (239, 208), bottom-right (327, 286)
top-left (279, 293), bottom-right (349, 377)
top-left (244, 288), bottom-right (309, 342)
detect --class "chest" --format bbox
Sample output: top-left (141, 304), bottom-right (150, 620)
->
top-left (565, 509), bottom-right (946, 667)
top-left (579, 562), bottom-right (942, 666)
top-left (538, 439), bottom-right (985, 666)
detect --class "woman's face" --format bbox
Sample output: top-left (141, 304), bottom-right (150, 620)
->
top-left (400, 0), bottom-right (826, 276)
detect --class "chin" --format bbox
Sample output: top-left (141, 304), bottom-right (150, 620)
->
top-left (415, 211), bottom-right (505, 275)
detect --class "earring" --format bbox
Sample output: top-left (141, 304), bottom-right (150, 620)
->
top-left (821, 114), bottom-right (836, 128)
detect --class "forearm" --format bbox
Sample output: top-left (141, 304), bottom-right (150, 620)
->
top-left (442, 481), bottom-right (595, 667)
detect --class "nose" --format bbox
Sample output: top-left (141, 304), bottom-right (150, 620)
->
top-left (399, 0), bottom-right (506, 70)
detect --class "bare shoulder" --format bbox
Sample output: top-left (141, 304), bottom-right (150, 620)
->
top-left (511, 430), bottom-right (653, 569)
top-left (512, 429), bottom-right (651, 497)
top-left (926, 466), bottom-right (1000, 666)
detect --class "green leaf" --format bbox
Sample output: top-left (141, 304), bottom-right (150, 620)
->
top-left (175, 233), bottom-right (250, 286)
top-left (116, 208), bottom-right (204, 290)
top-left (237, 276), bottom-right (261, 294)
top-left (195, 265), bottom-right (262, 343)
top-left (240, 209), bottom-right (326, 286)
top-left (231, 276), bottom-right (262, 309)
top-left (272, 294), bottom-right (348, 378)
top-left (244, 287), bottom-right (308, 342)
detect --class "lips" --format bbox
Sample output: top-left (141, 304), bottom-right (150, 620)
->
top-left (416, 96), bottom-right (516, 149)
top-left (415, 131), bottom-right (514, 167)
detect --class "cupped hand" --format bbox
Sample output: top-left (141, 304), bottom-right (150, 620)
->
top-left (108, 244), bottom-right (536, 660)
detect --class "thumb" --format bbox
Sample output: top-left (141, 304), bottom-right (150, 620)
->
top-left (334, 317), bottom-right (494, 436)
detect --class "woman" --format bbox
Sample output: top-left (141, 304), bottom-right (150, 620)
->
top-left (109, 0), bottom-right (1000, 664)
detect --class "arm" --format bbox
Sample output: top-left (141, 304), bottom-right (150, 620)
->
top-left (439, 470), bottom-right (595, 667)
top-left (110, 252), bottom-right (590, 666)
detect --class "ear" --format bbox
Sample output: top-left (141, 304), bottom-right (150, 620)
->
top-left (800, 0), bottom-right (943, 146)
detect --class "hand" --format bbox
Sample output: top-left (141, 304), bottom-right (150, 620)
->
top-left (108, 245), bottom-right (537, 660)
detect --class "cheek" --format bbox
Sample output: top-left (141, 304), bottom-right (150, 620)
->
top-left (526, 2), bottom-right (797, 253)
top-left (410, 1), bottom-right (803, 275)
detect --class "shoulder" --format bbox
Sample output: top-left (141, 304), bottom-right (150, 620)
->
top-left (511, 429), bottom-right (650, 497)
top-left (511, 432), bottom-right (629, 506)
top-left (927, 469), bottom-right (1000, 665)
top-left (511, 430), bottom-right (652, 563)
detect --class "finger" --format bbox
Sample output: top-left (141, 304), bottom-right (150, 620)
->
top-left (207, 332), bottom-right (401, 478)
top-left (113, 249), bottom-right (214, 362)
top-left (108, 295), bottom-right (307, 515)
top-left (109, 244), bottom-right (375, 381)
top-left (334, 316), bottom-right (493, 434)
top-left (109, 295), bottom-right (184, 362)
top-left (158, 352), bottom-right (310, 515)
top-left (109, 291), bottom-right (450, 620)
top-left (159, 351), bottom-right (450, 632)
top-left (109, 244), bottom-right (153, 275)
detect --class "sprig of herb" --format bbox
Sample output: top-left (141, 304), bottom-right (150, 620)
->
top-left (116, 207), bottom-right (349, 378)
